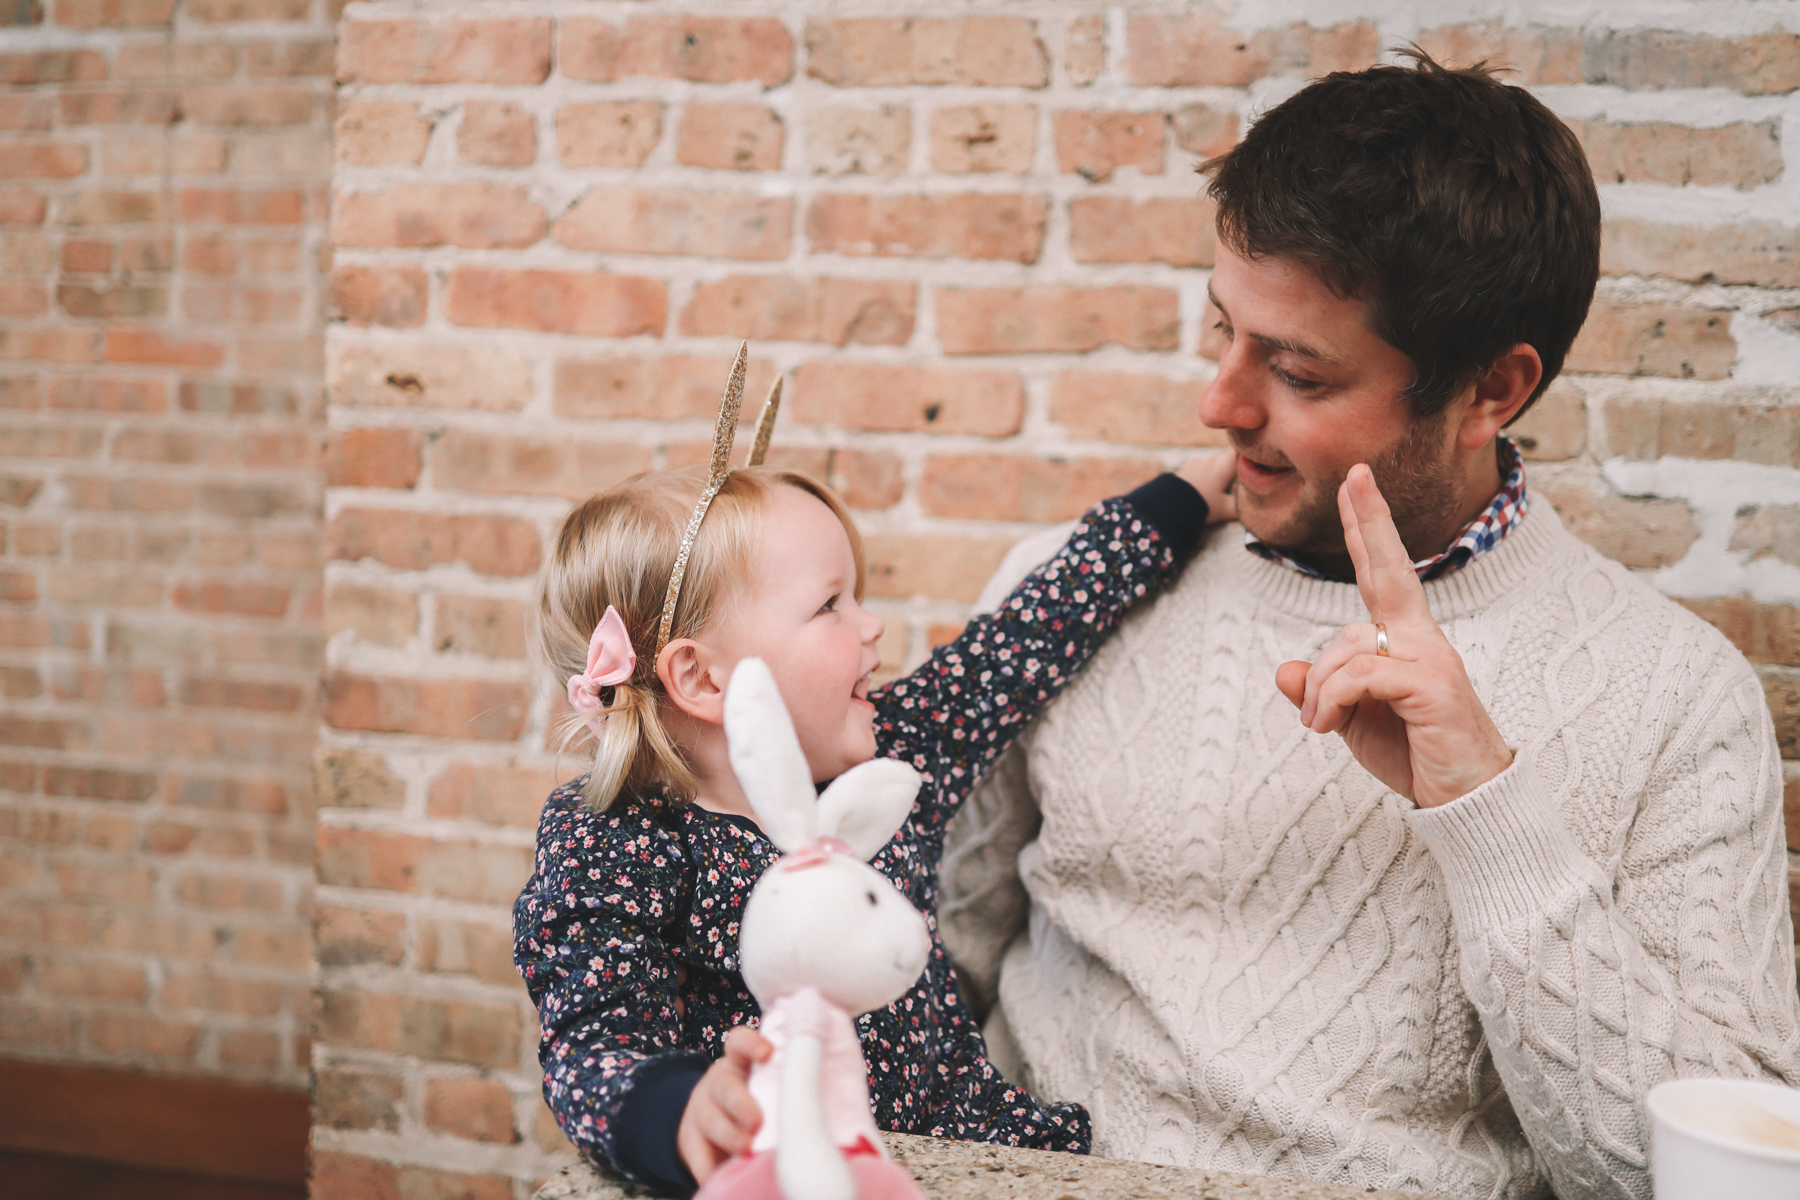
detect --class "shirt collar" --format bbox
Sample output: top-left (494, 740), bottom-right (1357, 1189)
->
top-left (1244, 435), bottom-right (1529, 583)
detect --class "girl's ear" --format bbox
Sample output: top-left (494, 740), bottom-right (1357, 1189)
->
top-left (657, 637), bottom-right (726, 726)
top-left (723, 657), bottom-right (816, 853)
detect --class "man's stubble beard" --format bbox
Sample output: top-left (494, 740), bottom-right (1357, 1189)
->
top-left (1236, 408), bottom-right (1464, 580)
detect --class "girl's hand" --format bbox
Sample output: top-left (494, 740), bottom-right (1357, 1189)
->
top-left (1177, 451), bottom-right (1239, 524)
top-left (677, 1026), bottom-right (771, 1183)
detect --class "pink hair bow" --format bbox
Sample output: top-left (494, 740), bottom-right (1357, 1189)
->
top-left (567, 605), bottom-right (636, 739)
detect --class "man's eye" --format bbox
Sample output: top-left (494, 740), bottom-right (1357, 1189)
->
top-left (1270, 364), bottom-right (1322, 394)
top-left (1213, 320), bottom-right (1232, 340)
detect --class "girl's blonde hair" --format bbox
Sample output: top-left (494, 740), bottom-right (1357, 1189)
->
top-left (537, 465), bottom-right (865, 812)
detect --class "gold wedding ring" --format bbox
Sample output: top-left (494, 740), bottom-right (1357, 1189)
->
top-left (1374, 623), bottom-right (1389, 657)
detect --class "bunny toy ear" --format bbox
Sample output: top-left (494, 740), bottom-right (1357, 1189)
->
top-left (723, 657), bottom-right (817, 853)
top-left (815, 759), bottom-right (920, 862)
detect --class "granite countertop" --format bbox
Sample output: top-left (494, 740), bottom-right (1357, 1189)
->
top-left (533, 1133), bottom-right (1447, 1200)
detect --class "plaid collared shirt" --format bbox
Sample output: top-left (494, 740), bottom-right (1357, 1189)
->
top-left (1245, 436), bottom-right (1528, 583)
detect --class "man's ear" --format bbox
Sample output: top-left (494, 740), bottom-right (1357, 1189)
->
top-left (657, 638), bottom-right (727, 726)
top-left (1456, 343), bottom-right (1543, 452)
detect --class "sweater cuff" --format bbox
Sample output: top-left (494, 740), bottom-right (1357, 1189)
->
top-left (1121, 473), bottom-right (1209, 560)
top-left (1405, 751), bottom-right (1594, 930)
top-left (611, 1051), bottom-right (710, 1195)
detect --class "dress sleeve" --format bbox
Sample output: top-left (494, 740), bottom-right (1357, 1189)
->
top-left (1407, 650), bottom-right (1800, 1200)
top-left (872, 477), bottom-right (1207, 838)
top-left (513, 787), bottom-right (709, 1189)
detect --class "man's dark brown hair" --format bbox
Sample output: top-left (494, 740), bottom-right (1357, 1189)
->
top-left (1201, 50), bottom-right (1600, 420)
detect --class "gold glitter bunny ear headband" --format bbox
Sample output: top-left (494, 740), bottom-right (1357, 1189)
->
top-left (655, 342), bottom-right (783, 656)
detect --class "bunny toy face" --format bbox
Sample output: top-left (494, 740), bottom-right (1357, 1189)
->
top-left (724, 658), bottom-right (932, 1016)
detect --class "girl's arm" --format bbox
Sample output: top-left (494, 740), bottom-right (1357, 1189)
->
top-left (872, 471), bottom-right (1217, 837)
top-left (514, 784), bottom-right (707, 1189)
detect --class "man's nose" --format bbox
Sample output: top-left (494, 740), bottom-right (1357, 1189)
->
top-left (1197, 342), bottom-right (1264, 433)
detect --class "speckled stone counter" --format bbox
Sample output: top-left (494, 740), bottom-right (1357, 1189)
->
top-left (532, 1133), bottom-right (1447, 1200)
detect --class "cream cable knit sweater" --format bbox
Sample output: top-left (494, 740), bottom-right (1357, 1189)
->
top-left (940, 505), bottom-right (1800, 1200)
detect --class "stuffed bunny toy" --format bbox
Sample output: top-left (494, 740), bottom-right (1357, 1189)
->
top-left (693, 657), bottom-right (932, 1200)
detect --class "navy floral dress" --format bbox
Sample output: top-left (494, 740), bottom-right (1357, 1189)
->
top-left (514, 479), bottom-right (1205, 1192)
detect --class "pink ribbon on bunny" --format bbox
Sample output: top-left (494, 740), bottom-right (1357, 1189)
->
top-left (566, 605), bottom-right (635, 739)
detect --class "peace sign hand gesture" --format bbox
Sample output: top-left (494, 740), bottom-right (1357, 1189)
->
top-left (1274, 464), bottom-right (1515, 809)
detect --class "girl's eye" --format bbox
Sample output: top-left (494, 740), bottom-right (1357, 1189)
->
top-left (817, 594), bottom-right (839, 615)
top-left (1270, 363), bottom-right (1323, 395)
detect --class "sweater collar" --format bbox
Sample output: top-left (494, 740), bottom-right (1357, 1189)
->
top-left (1225, 497), bottom-right (1573, 629)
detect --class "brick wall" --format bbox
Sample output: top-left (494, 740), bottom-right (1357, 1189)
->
top-left (314, 2), bottom-right (1800, 1193)
top-left (0, 0), bottom-right (329, 1086)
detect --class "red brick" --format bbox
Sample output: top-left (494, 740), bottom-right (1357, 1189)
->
top-left (328, 509), bottom-right (541, 576)
top-left (445, 267), bottom-right (665, 337)
top-left (332, 184), bottom-right (543, 250)
top-left (0, 189), bottom-right (48, 225)
top-left (428, 762), bottom-right (560, 828)
top-left (808, 106), bottom-right (910, 178)
top-left (334, 98), bottom-right (431, 166)
top-left (0, 95), bottom-right (54, 133)
top-left (327, 427), bottom-right (424, 490)
top-left (41, 765), bottom-right (157, 802)
top-left (677, 102), bottom-right (784, 172)
top-left (1582, 27), bottom-right (1800, 95)
top-left (805, 193), bottom-right (1046, 263)
top-left (315, 904), bottom-right (405, 968)
top-left (172, 579), bottom-right (291, 617)
top-left (316, 826), bottom-right (423, 892)
top-left (113, 40), bottom-right (234, 81)
top-left (179, 187), bottom-right (302, 225)
top-left (315, 747), bottom-right (404, 811)
top-left (555, 186), bottom-right (791, 260)
top-left (1054, 110), bottom-right (1163, 182)
top-left (61, 189), bottom-right (171, 225)
top-left (432, 429), bottom-right (650, 500)
top-left (311, 1152), bottom-right (515, 1200)
top-left (937, 286), bottom-right (1178, 354)
top-left (806, 17), bottom-right (1046, 87)
top-left (1172, 103), bottom-right (1239, 158)
top-left (171, 86), bottom-right (316, 128)
top-left (460, 101), bottom-right (537, 167)
top-left (425, 1077), bottom-right (518, 1144)
top-left (1538, 472), bottom-right (1699, 568)
top-left (560, 15), bottom-right (794, 86)
top-left (1762, 667), bottom-right (1800, 757)
top-left (825, 448), bottom-right (905, 512)
top-left (1416, 23), bottom-right (1583, 85)
top-left (553, 353), bottom-right (777, 421)
top-left (1679, 597), bottom-right (1800, 667)
top-left (57, 281), bottom-right (166, 318)
top-left (58, 89), bottom-right (178, 126)
top-left (169, 774), bottom-right (288, 815)
top-left (920, 454), bottom-right (1162, 521)
top-left (1566, 301), bottom-right (1735, 380)
top-left (338, 17), bottom-right (551, 85)
top-left (1049, 371), bottom-right (1227, 448)
top-left (929, 105), bottom-right (1035, 174)
top-left (418, 918), bottom-right (517, 987)
top-left (681, 276), bottom-right (913, 345)
top-left (556, 102), bottom-right (661, 169)
top-left (185, 0), bottom-right (305, 19)
top-left (0, 281), bottom-right (47, 317)
top-left (433, 595), bottom-right (528, 661)
top-left (1069, 196), bottom-right (1214, 268)
top-left (325, 582), bottom-right (417, 648)
top-left (790, 361), bottom-right (1023, 436)
top-left (1601, 219), bottom-right (1799, 289)
top-left (1066, 14), bottom-right (1104, 84)
top-left (1127, 15), bottom-right (1379, 86)
top-left (864, 533), bottom-right (1016, 602)
top-left (1734, 506), bottom-right (1800, 568)
top-left (1508, 381), bottom-right (1588, 462)
top-left (323, 673), bottom-right (529, 741)
top-left (53, 0), bottom-right (173, 26)
top-left (328, 264), bottom-right (427, 329)
top-left (328, 341), bottom-right (534, 414)
top-left (317, 990), bottom-right (521, 1068)
top-left (0, 142), bottom-right (89, 179)
top-left (244, 38), bottom-right (333, 78)
top-left (105, 329), bottom-right (223, 367)
top-left (1573, 119), bottom-right (1781, 189)
top-left (177, 677), bottom-right (302, 712)
top-left (0, 49), bottom-right (108, 84)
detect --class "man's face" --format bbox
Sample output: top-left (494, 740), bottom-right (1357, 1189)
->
top-left (1198, 242), bottom-right (1462, 575)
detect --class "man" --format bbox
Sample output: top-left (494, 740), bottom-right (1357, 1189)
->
top-left (940, 52), bottom-right (1799, 1200)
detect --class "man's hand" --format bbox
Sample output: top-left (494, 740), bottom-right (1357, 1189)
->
top-left (1177, 451), bottom-right (1239, 524)
top-left (1274, 464), bottom-right (1513, 808)
top-left (677, 1026), bottom-right (770, 1183)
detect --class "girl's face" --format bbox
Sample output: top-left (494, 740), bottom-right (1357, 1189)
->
top-left (714, 486), bottom-right (884, 783)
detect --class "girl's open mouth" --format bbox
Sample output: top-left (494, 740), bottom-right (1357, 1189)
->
top-left (852, 670), bottom-right (874, 704)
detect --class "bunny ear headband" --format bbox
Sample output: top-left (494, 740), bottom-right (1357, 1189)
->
top-left (566, 343), bottom-right (783, 737)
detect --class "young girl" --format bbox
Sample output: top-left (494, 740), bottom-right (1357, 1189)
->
top-left (514, 410), bottom-right (1234, 1191)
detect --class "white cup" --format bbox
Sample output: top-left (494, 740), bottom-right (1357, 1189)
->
top-left (1648, 1077), bottom-right (1800, 1199)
